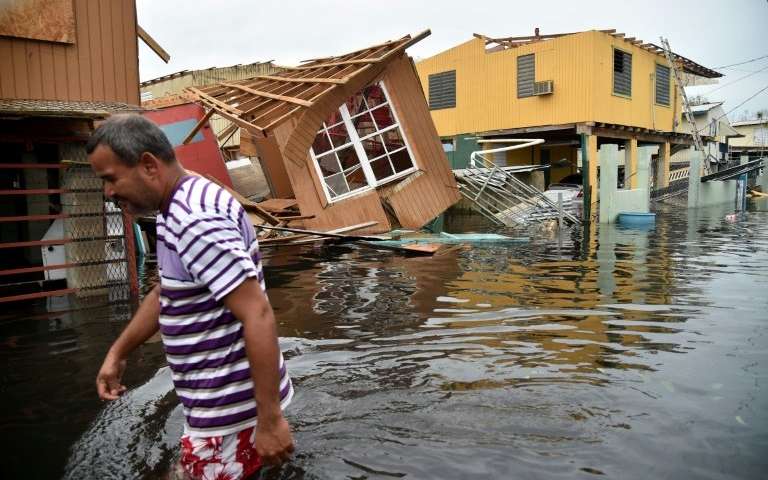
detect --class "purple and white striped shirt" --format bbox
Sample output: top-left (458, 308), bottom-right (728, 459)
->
top-left (156, 175), bottom-right (293, 437)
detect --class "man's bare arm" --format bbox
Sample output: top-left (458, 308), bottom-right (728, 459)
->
top-left (96, 284), bottom-right (161, 400)
top-left (223, 278), bottom-right (294, 465)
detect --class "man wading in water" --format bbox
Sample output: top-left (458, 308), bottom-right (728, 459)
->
top-left (90, 114), bottom-right (294, 480)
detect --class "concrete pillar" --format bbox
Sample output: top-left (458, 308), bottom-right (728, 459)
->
top-left (599, 144), bottom-right (619, 223)
top-left (687, 152), bottom-right (703, 208)
top-left (657, 142), bottom-right (670, 188)
top-left (587, 134), bottom-right (598, 209)
top-left (637, 146), bottom-right (652, 202)
top-left (625, 137), bottom-right (638, 189)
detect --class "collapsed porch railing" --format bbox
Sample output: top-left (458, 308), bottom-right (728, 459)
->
top-left (453, 139), bottom-right (581, 227)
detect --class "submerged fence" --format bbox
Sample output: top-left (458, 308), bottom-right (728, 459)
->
top-left (0, 143), bottom-right (137, 304)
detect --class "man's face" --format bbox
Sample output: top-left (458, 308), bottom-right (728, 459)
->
top-left (89, 144), bottom-right (162, 216)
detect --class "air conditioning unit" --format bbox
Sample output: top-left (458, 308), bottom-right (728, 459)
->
top-left (533, 80), bottom-right (554, 95)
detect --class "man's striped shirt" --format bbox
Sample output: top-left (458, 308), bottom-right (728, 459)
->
top-left (156, 175), bottom-right (292, 437)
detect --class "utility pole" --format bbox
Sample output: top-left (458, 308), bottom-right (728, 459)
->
top-left (660, 37), bottom-right (711, 175)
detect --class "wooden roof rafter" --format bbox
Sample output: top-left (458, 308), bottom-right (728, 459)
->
top-left (187, 30), bottom-right (431, 134)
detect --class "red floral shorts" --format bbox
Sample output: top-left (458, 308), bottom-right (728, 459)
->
top-left (175, 426), bottom-right (263, 480)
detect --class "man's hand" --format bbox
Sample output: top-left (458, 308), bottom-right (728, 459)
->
top-left (255, 414), bottom-right (294, 466)
top-left (96, 354), bottom-right (127, 400)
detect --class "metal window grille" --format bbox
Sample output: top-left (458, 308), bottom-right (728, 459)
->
top-left (613, 49), bottom-right (632, 97)
top-left (517, 54), bottom-right (535, 98)
top-left (655, 63), bottom-right (670, 106)
top-left (428, 70), bottom-right (456, 110)
top-left (59, 144), bottom-right (136, 301)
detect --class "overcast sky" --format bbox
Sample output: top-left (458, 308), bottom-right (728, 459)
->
top-left (136, 0), bottom-right (768, 120)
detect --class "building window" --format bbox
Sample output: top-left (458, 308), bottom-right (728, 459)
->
top-left (655, 63), bottom-right (671, 106)
top-left (428, 70), bottom-right (456, 110)
top-left (517, 54), bottom-right (535, 98)
top-left (310, 82), bottom-right (417, 203)
top-left (613, 48), bottom-right (632, 97)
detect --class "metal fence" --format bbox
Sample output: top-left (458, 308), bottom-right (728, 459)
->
top-left (0, 143), bottom-right (137, 305)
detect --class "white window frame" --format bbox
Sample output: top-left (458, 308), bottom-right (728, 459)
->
top-left (309, 81), bottom-right (418, 204)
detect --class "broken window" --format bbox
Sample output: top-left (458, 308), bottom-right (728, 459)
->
top-left (310, 82), bottom-right (417, 202)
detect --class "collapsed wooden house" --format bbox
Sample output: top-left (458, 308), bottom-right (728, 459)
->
top-left (186, 30), bottom-right (460, 234)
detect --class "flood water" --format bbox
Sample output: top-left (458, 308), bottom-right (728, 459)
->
top-left (2, 201), bottom-right (767, 479)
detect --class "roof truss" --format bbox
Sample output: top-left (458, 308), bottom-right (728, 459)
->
top-left (186, 30), bottom-right (431, 133)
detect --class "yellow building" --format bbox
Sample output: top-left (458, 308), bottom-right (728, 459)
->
top-left (416, 29), bottom-right (721, 208)
top-left (729, 118), bottom-right (768, 161)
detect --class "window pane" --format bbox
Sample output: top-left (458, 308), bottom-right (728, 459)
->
top-left (381, 127), bottom-right (405, 153)
top-left (363, 84), bottom-right (387, 109)
top-left (389, 147), bottom-right (414, 173)
top-left (325, 172), bottom-right (349, 198)
top-left (345, 92), bottom-right (366, 117)
top-left (327, 121), bottom-right (351, 148)
top-left (336, 145), bottom-right (362, 171)
top-left (312, 130), bottom-right (332, 155)
top-left (371, 104), bottom-right (396, 130)
top-left (344, 165), bottom-right (368, 191)
top-left (360, 135), bottom-right (386, 160)
top-left (370, 157), bottom-right (395, 181)
top-left (350, 111), bottom-right (376, 138)
top-left (317, 152), bottom-right (341, 176)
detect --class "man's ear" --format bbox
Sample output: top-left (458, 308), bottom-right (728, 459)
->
top-left (138, 152), bottom-right (162, 178)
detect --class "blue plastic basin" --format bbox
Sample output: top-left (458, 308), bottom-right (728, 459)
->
top-left (617, 212), bottom-right (656, 227)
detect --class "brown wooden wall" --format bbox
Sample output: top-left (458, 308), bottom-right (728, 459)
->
top-left (378, 55), bottom-right (461, 228)
top-left (0, 0), bottom-right (140, 105)
top-left (257, 52), bottom-right (459, 234)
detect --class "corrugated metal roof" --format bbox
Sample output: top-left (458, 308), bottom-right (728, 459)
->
top-left (732, 119), bottom-right (768, 127)
top-left (690, 102), bottom-right (723, 114)
top-left (0, 99), bottom-right (143, 118)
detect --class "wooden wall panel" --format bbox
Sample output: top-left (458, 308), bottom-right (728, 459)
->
top-left (379, 55), bottom-right (461, 227)
top-left (0, 0), bottom-right (139, 104)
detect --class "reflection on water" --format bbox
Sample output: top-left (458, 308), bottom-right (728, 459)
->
top-left (1, 201), bottom-right (767, 479)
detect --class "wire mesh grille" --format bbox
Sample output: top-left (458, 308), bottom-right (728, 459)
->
top-left (60, 144), bottom-right (131, 300)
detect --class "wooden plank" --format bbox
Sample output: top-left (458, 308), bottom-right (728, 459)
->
top-left (51, 43), bottom-right (69, 100)
top-left (26, 42), bottom-right (43, 98)
top-left (88, 0), bottom-right (104, 100)
top-left (137, 25), bottom-right (170, 63)
top-left (221, 82), bottom-right (313, 107)
top-left (101, 0), bottom-right (117, 101)
top-left (0, 288), bottom-right (78, 303)
top-left (0, 40), bottom-right (15, 97)
top-left (39, 43), bottom-right (56, 98)
top-left (255, 221), bottom-right (380, 239)
top-left (122, 0), bottom-right (140, 104)
top-left (187, 87), bottom-right (244, 115)
top-left (257, 198), bottom-right (298, 211)
top-left (293, 58), bottom-right (379, 70)
top-left (255, 75), bottom-right (346, 85)
top-left (11, 39), bottom-right (28, 98)
top-left (182, 109), bottom-right (215, 144)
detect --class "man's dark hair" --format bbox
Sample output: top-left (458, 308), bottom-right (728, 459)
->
top-left (86, 114), bottom-right (176, 166)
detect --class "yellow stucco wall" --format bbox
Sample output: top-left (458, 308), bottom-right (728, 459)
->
top-left (730, 124), bottom-right (768, 147)
top-left (416, 31), bottom-right (679, 137)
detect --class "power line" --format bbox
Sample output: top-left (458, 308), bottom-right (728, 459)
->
top-left (703, 63), bottom-right (768, 95)
top-left (722, 83), bottom-right (768, 118)
top-left (715, 54), bottom-right (768, 70)
top-left (692, 82), bottom-right (768, 135)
